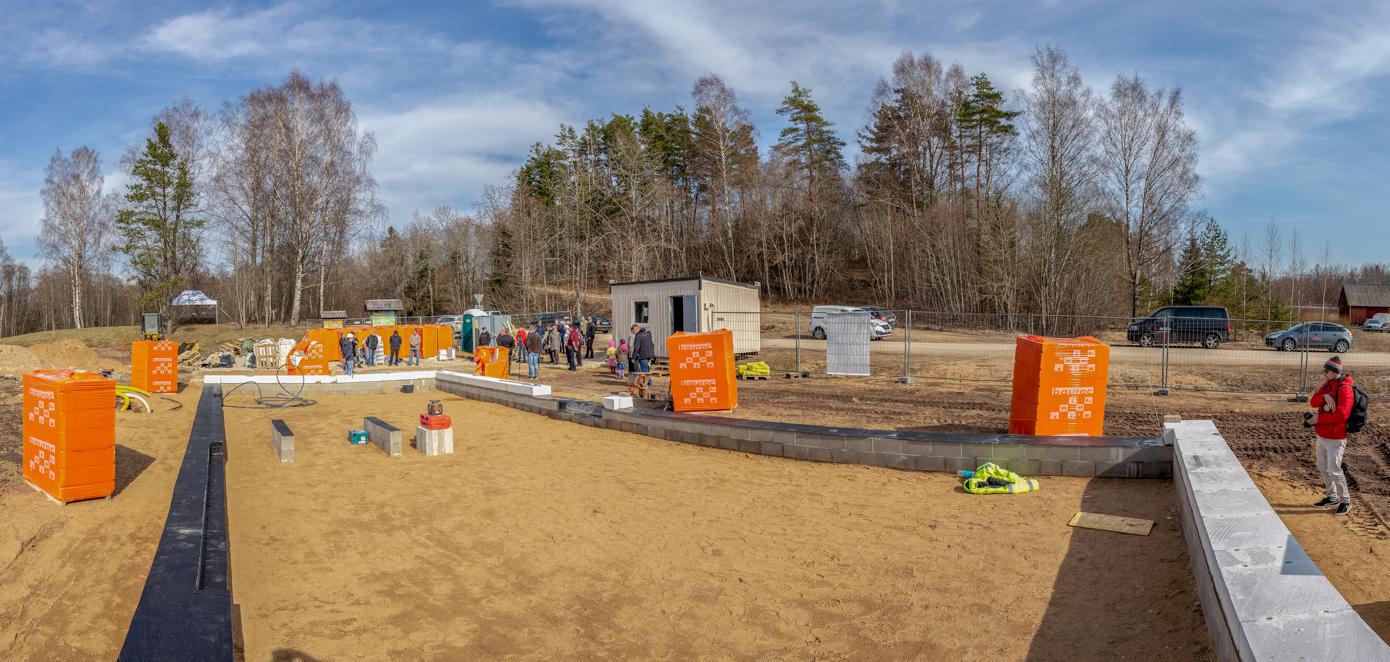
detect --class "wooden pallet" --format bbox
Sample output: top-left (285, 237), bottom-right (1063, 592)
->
top-left (737, 374), bottom-right (769, 380)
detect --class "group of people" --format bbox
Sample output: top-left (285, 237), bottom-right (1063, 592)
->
top-left (478, 316), bottom-right (653, 384)
top-left (337, 328), bottom-right (422, 375)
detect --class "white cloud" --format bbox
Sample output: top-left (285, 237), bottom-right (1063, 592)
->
top-left (360, 95), bottom-right (569, 220)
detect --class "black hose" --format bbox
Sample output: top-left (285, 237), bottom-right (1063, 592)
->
top-left (221, 363), bottom-right (317, 409)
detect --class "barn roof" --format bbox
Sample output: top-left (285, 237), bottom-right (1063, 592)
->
top-left (1341, 283), bottom-right (1390, 307)
top-left (364, 299), bottom-right (404, 311)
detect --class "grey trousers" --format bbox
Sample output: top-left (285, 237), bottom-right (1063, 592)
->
top-left (1316, 436), bottom-right (1350, 502)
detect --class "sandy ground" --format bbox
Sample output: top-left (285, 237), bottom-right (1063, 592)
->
top-left (222, 390), bottom-right (1211, 660)
top-left (0, 383), bottom-right (202, 660)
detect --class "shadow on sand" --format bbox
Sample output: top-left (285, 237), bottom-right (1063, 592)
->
top-left (1025, 478), bottom-right (1213, 661)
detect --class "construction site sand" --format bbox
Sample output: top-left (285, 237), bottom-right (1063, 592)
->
top-left (0, 384), bottom-right (202, 660)
top-left (223, 390), bottom-right (1212, 660)
top-left (0, 338), bottom-right (122, 376)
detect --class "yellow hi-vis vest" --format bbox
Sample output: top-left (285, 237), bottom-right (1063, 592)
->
top-left (963, 462), bottom-right (1041, 495)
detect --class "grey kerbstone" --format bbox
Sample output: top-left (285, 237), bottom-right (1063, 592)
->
top-left (1203, 512), bottom-right (1291, 552)
top-left (872, 437), bottom-right (903, 454)
top-left (271, 419), bottom-right (294, 463)
top-left (914, 455), bottom-right (946, 472)
top-left (1061, 460), bottom-right (1095, 477)
top-left (1038, 459), bottom-right (1063, 476)
top-left (1242, 610), bottom-right (1390, 661)
top-left (364, 416), bottom-right (402, 458)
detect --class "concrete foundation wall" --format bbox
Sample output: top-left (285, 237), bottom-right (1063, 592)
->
top-left (1168, 419), bottom-right (1390, 661)
top-left (433, 371), bottom-right (1169, 477)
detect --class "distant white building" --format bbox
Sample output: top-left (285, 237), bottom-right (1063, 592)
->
top-left (609, 276), bottom-right (761, 358)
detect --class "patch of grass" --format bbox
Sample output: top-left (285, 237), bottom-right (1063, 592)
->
top-left (0, 323), bottom-right (312, 350)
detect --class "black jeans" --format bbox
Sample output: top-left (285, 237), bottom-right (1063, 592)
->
top-left (585, 338), bottom-right (595, 358)
top-left (566, 348), bottom-right (577, 370)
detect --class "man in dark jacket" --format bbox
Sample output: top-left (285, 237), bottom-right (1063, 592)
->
top-left (630, 324), bottom-right (654, 375)
top-left (338, 332), bottom-right (357, 376)
top-left (479, 327), bottom-right (492, 348)
top-left (388, 329), bottom-right (403, 366)
top-left (584, 317), bottom-right (597, 359)
top-left (364, 333), bottom-right (379, 367)
top-left (524, 326), bottom-right (543, 380)
top-left (1306, 356), bottom-right (1356, 515)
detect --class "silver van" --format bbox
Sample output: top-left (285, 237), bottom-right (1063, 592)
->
top-left (810, 305), bottom-right (892, 340)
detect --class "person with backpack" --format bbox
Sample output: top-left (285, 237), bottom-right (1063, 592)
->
top-left (1305, 356), bottom-right (1359, 516)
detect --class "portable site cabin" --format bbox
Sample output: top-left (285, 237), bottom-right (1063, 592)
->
top-left (609, 276), bottom-right (761, 358)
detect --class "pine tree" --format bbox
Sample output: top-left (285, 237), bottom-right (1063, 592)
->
top-left (775, 81), bottom-right (845, 202)
top-left (115, 122), bottom-right (202, 335)
top-left (957, 73), bottom-right (1020, 215)
top-left (1170, 233), bottom-right (1209, 305)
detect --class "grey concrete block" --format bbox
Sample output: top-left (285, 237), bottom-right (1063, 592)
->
top-left (945, 457), bottom-right (976, 473)
top-left (737, 439), bottom-right (762, 454)
top-left (747, 427), bottom-right (776, 443)
top-left (271, 419), bottom-right (294, 463)
top-left (796, 434), bottom-right (845, 450)
top-left (885, 454), bottom-right (915, 471)
top-left (782, 444), bottom-right (810, 460)
top-left (914, 455), bottom-right (946, 472)
top-left (1030, 445), bottom-right (1080, 462)
top-left (1242, 609), bottom-right (1390, 661)
top-left (718, 436), bottom-right (742, 451)
top-left (989, 444), bottom-right (1028, 461)
top-left (415, 426), bottom-right (454, 456)
top-left (364, 416), bottom-right (402, 458)
top-left (1138, 461), bottom-right (1172, 478)
top-left (871, 437), bottom-right (903, 454)
top-left (698, 433), bottom-right (721, 448)
top-left (1203, 512), bottom-right (1291, 552)
top-left (1077, 446), bottom-right (1120, 462)
top-left (1061, 460), bottom-right (1095, 477)
top-left (1038, 459), bottom-right (1063, 476)
top-left (1095, 462), bottom-right (1139, 478)
top-left (929, 442), bottom-right (963, 457)
top-left (846, 437), bottom-right (874, 452)
top-left (1006, 458), bottom-right (1041, 476)
top-left (759, 441), bottom-right (784, 457)
top-left (805, 447), bottom-right (835, 463)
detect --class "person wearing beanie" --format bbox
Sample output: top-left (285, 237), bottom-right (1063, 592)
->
top-left (1306, 355), bottom-right (1356, 515)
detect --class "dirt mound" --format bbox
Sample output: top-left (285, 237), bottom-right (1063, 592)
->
top-left (27, 339), bottom-right (119, 372)
top-left (0, 345), bottom-right (49, 375)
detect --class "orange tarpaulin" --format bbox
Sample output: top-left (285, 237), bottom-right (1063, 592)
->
top-left (306, 328), bottom-right (344, 362)
top-left (474, 346), bottom-right (511, 378)
top-left (1008, 335), bottom-right (1109, 436)
top-left (130, 339), bottom-right (178, 393)
top-left (669, 329), bottom-right (737, 412)
top-left (23, 369), bottom-right (116, 503)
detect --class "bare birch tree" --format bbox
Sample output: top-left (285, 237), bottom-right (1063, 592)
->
top-left (39, 146), bottom-right (111, 329)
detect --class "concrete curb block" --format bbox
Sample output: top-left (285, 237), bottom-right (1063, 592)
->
top-left (1169, 419), bottom-right (1390, 661)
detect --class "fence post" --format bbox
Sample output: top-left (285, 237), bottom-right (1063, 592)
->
top-left (1295, 332), bottom-right (1310, 402)
top-left (794, 310), bottom-right (802, 376)
top-left (1028, 313), bottom-right (1034, 336)
top-left (1157, 320), bottom-right (1170, 395)
top-left (899, 310), bottom-right (912, 384)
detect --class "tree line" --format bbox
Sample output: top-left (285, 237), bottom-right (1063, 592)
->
top-left (0, 49), bottom-right (1378, 338)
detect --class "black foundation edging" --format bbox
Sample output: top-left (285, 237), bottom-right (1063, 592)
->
top-left (433, 375), bottom-right (1170, 478)
top-left (119, 384), bottom-right (233, 661)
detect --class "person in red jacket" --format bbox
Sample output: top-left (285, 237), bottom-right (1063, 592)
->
top-left (1306, 356), bottom-right (1355, 515)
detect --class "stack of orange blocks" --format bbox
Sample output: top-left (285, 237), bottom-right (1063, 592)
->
top-left (131, 339), bottom-right (179, 393)
top-left (1008, 335), bottom-right (1109, 436)
top-left (669, 329), bottom-right (737, 412)
top-left (23, 369), bottom-right (116, 503)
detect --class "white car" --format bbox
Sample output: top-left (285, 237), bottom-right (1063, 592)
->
top-left (810, 305), bottom-right (892, 340)
top-left (1365, 313), bottom-right (1390, 332)
top-left (436, 315), bottom-right (464, 334)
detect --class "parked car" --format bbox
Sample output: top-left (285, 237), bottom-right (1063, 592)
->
top-left (1126, 305), bottom-right (1232, 349)
top-left (1265, 322), bottom-right (1353, 353)
top-left (861, 306), bottom-right (898, 328)
top-left (435, 315), bottom-right (464, 335)
top-left (528, 312), bottom-right (571, 328)
top-left (810, 305), bottom-right (892, 340)
top-left (1364, 313), bottom-right (1390, 332)
top-left (587, 315), bottom-right (612, 333)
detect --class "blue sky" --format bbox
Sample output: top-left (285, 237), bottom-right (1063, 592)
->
top-left (2, 0), bottom-right (1387, 268)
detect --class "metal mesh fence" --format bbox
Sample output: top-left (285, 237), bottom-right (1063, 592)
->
top-left (709, 310), bottom-right (1389, 396)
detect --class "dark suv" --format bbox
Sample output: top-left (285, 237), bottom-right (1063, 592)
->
top-left (1126, 306), bottom-right (1232, 349)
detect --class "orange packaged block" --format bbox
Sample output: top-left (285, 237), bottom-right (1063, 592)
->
top-left (286, 340), bottom-right (329, 376)
top-left (23, 370), bottom-right (116, 503)
top-left (131, 339), bottom-right (179, 393)
top-left (1008, 335), bottom-right (1109, 436)
top-left (669, 329), bottom-right (737, 412)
